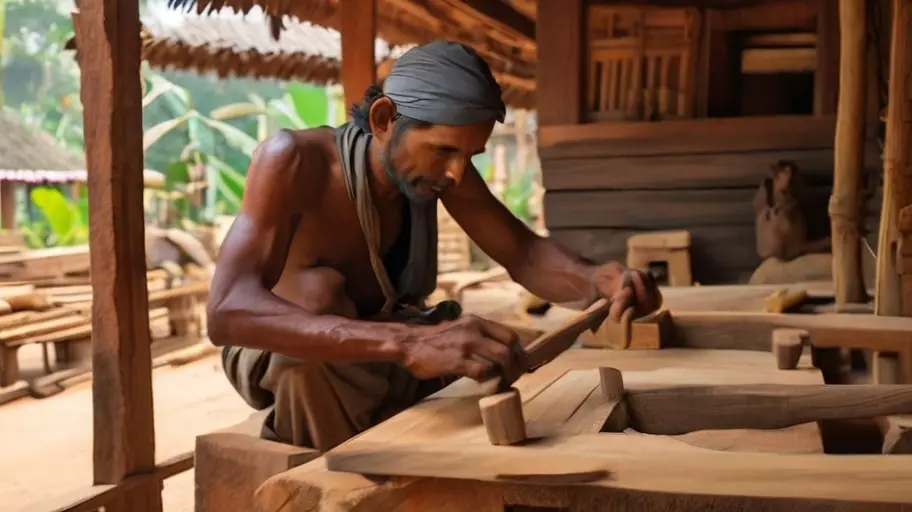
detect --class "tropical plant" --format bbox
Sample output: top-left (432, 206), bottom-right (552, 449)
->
top-left (19, 186), bottom-right (89, 248)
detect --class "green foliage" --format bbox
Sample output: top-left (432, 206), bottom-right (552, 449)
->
top-left (19, 186), bottom-right (88, 248)
top-left (286, 83), bottom-right (328, 128)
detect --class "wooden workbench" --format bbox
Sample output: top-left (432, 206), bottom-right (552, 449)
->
top-left (254, 348), bottom-right (912, 511)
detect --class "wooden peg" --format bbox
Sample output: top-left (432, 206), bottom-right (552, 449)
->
top-left (598, 367), bottom-right (628, 432)
top-left (772, 328), bottom-right (808, 369)
top-left (599, 367), bottom-right (625, 400)
top-left (479, 387), bottom-right (526, 445)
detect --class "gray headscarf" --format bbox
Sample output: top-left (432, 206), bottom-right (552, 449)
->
top-left (383, 40), bottom-right (506, 125)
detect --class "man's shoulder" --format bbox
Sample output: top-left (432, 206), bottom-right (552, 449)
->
top-left (256, 126), bottom-right (335, 158)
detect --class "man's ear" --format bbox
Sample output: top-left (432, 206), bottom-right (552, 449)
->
top-left (368, 96), bottom-right (396, 143)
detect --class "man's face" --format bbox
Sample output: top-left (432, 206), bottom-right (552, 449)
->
top-left (379, 119), bottom-right (494, 203)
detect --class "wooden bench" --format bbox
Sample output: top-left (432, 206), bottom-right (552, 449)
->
top-left (195, 410), bottom-right (320, 512)
top-left (255, 348), bottom-right (912, 510)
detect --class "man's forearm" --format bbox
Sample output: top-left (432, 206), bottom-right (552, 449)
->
top-left (208, 289), bottom-right (411, 363)
top-left (507, 235), bottom-right (602, 304)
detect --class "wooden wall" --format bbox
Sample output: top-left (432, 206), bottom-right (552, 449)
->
top-left (535, 0), bottom-right (884, 284)
top-left (539, 116), bottom-right (882, 284)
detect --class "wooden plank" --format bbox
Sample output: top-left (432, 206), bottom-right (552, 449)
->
top-left (668, 311), bottom-right (912, 355)
top-left (538, 115), bottom-right (840, 158)
top-left (340, 0), bottom-right (376, 118)
top-left (322, 355), bottom-right (912, 504)
top-left (741, 47), bottom-right (816, 74)
top-left (21, 451), bottom-right (193, 512)
top-left (541, 147), bottom-right (881, 191)
top-left (543, 184), bottom-right (864, 229)
top-left (536, 0), bottom-right (584, 125)
top-left (72, 0), bottom-right (159, 510)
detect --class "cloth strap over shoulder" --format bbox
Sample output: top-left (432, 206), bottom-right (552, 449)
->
top-left (334, 122), bottom-right (450, 321)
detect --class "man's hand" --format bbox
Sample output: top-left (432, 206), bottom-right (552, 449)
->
top-left (592, 262), bottom-right (663, 322)
top-left (401, 316), bottom-right (523, 382)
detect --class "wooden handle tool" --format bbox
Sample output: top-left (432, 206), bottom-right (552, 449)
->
top-left (484, 297), bottom-right (613, 392)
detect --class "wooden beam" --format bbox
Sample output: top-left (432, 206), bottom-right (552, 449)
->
top-left (814, 0), bottom-right (840, 115)
top-left (0, 182), bottom-right (15, 230)
top-left (71, 0), bottom-right (159, 510)
top-left (21, 452), bottom-right (194, 512)
top-left (340, 0), bottom-right (376, 118)
top-left (831, 0), bottom-right (868, 306)
top-left (535, 0), bottom-right (584, 125)
top-left (879, 0), bottom-right (912, 317)
top-left (444, 0), bottom-right (535, 44)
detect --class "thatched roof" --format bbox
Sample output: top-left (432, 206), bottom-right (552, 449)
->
top-left (65, 8), bottom-right (535, 108)
top-left (0, 111), bottom-right (86, 182)
top-left (163, 0), bottom-right (537, 99)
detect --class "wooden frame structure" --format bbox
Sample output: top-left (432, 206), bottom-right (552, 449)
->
top-left (23, 0), bottom-right (912, 510)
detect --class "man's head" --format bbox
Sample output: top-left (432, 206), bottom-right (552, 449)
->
top-left (349, 40), bottom-right (506, 202)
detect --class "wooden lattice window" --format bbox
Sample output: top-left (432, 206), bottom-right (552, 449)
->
top-left (587, 7), bottom-right (698, 122)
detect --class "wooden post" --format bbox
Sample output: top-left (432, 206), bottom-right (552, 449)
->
top-left (814, 0), bottom-right (840, 115)
top-left (831, 0), bottom-right (868, 306)
top-left (340, 0), bottom-right (376, 118)
top-left (0, 181), bottom-right (15, 230)
top-left (73, 0), bottom-right (160, 510)
top-left (879, 0), bottom-right (912, 319)
top-left (536, 0), bottom-right (585, 126)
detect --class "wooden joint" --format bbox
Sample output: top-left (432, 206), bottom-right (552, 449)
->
top-left (479, 387), bottom-right (526, 446)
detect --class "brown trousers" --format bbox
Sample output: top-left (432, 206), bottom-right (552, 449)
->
top-left (222, 346), bottom-right (449, 451)
top-left (219, 267), bottom-right (451, 451)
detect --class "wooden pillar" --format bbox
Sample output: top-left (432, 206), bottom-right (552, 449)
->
top-left (536, 0), bottom-right (585, 126)
top-left (831, 0), bottom-right (868, 306)
top-left (815, 0), bottom-right (840, 115)
top-left (73, 0), bottom-right (159, 510)
top-left (340, 0), bottom-right (376, 117)
top-left (880, 0), bottom-right (912, 318)
top-left (0, 181), bottom-right (16, 230)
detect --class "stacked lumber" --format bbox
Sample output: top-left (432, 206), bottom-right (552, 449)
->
top-left (0, 263), bottom-right (210, 405)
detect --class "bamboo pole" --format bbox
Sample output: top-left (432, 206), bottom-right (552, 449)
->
top-left (831, 0), bottom-right (869, 306)
top-left (880, 0), bottom-right (912, 317)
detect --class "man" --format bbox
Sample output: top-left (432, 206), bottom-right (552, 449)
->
top-left (210, 40), bottom-right (662, 451)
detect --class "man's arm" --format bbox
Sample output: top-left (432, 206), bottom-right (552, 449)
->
top-left (441, 165), bottom-right (600, 304)
top-left (206, 130), bottom-right (408, 363)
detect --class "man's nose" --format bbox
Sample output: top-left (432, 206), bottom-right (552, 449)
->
top-left (444, 157), bottom-right (468, 185)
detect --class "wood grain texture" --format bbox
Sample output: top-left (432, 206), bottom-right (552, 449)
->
top-left (72, 0), bottom-right (159, 510)
top-left (541, 147), bottom-right (880, 192)
top-left (544, 185), bottom-right (878, 230)
top-left (832, 0), bottom-right (869, 305)
top-left (538, 116), bottom-right (843, 158)
top-left (317, 349), bottom-right (912, 505)
top-left (340, 0), bottom-right (376, 117)
top-left (536, 0), bottom-right (584, 125)
top-left (627, 383), bottom-right (912, 435)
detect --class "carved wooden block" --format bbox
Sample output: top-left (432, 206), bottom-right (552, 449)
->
top-left (479, 388), bottom-right (526, 445)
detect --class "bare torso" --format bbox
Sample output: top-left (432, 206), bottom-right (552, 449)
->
top-left (263, 127), bottom-right (408, 317)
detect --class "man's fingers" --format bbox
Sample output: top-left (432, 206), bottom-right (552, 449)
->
top-left (478, 318), bottom-right (519, 345)
top-left (463, 356), bottom-right (495, 382)
top-left (470, 338), bottom-right (511, 369)
top-left (608, 287), bottom-right (633, 322)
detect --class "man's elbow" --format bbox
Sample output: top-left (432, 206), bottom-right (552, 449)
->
top-left (206, 295), bottom-right (237, 347)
